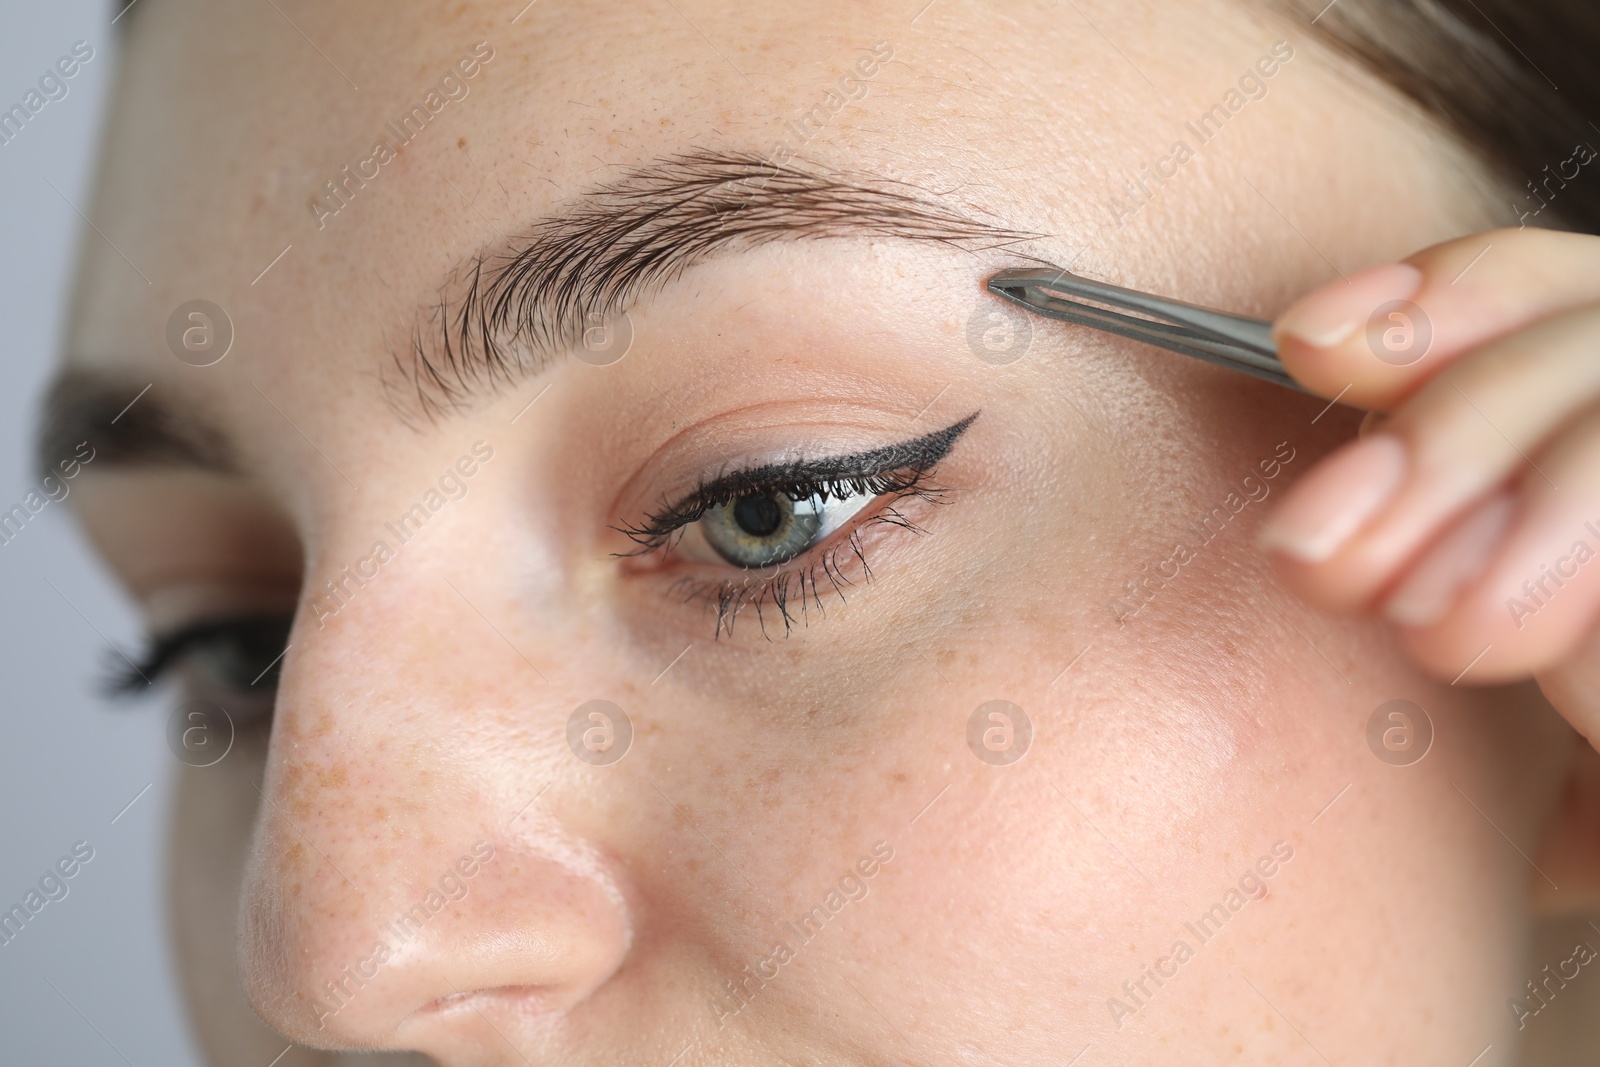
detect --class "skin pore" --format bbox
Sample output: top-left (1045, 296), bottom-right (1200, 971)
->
top-left (54, 0), bottom-right (1600, 1064)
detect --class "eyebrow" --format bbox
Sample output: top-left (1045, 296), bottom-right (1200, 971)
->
top-left (38, 149), bottom-right (1040, 473)
top-left (396, 148), bottom-right (1040, 417)
top-left (34, 369), bottom-right (235, 479)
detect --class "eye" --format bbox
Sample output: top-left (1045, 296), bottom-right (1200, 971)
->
top-left (617, 413), bottom-right (979, 569)
top-left (696, 488), bottom-right (875, 568)
top-left (614, 412), bottom-right (980, 637)
top-left (181, 616), bottom-right (293, 692)
top-left (109, 615), bottom-right (294, 700)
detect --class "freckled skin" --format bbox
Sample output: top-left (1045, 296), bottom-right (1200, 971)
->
top-left (65, 0), bottom-right (1600, 1064)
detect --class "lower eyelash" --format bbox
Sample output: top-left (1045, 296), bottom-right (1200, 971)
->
top-left (664, 482), bottom-right (948, 639)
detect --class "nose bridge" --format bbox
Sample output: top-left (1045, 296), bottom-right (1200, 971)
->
top-left (237, 556), bottom-right (634, 1048)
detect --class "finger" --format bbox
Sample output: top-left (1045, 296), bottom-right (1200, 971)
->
top-left (1380, 490), bottom-right (1516, 628)
top-left (1394, 402), bottom-right (1600, 683)
top-left (1273, 228), bottom-right (1600, 411)
top-left (1261, 301), bottom-right (1600, 611)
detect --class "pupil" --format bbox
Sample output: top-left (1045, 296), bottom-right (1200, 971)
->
top-left (732, 494), bottom-right (784, 537)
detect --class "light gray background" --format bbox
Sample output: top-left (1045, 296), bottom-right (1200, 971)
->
top-left (0, 1), bottom-right (204, 1063)
top-left (3, 4), bottom-right (1597, 1066)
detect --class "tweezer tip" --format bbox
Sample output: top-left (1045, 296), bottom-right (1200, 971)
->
top-left (986, 266), bottom-right (1077, 292)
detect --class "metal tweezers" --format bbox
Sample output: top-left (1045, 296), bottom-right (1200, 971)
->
top-left (986, 267), bottom-right (1304, 394)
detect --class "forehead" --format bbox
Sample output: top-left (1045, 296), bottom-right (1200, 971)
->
top-left (71, 0), bottom-right (1262, 313)
top-left (62, 0), bottom-right (1460, 481)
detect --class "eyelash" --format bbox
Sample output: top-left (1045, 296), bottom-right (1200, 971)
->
top-left (615, 415), bottom-right (976, 638)
top-left (106, 615), bottom-right (293, 699)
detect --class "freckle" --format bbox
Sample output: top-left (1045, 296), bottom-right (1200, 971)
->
top-left (457, 137), bottom-right (467, 149)
top-left (892, 771), bottom-right (908, 784)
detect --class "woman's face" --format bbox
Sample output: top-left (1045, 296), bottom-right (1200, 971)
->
top-left (57, 0), bottom-right (1579, 1063)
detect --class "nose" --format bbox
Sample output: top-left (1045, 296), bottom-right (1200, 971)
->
top-left (236, 567), bottom-right (634, 1054)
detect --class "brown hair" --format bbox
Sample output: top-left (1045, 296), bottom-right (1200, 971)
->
top-left (1281, 0), bottom-right (1600, 232)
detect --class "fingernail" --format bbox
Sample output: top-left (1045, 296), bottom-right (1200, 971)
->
top-left (1259, 434), bottom-right (1408, 563)
top-left (1274, 263), bottom-right (1425, 349)
top-left (1383, 494), bottom-right (1516, 628)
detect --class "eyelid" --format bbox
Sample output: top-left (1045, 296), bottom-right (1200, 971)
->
top-left (692, 411), bottom-right (979, 503)
top-left (614, 411), bottom-right (980, 552)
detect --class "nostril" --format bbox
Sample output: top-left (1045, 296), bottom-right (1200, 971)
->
top-left (421, 990), bottom-right (475, 1014)
top-left (416, 983), bottom-right (563, 1023)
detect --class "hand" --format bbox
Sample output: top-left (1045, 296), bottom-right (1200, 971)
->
top-left (1258, 227), bottom-right (1600, 743)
